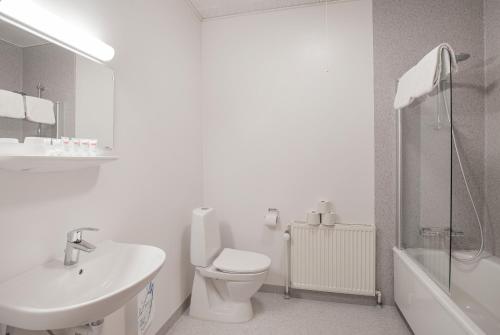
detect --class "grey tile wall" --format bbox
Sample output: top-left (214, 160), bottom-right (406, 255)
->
top-left (22, 44), bottom-right (76, 139)
top-left (0, 39), bottom-right (23, 141)
top-left (0, 41), bottom-right (76, 141)
top-left (484, 0), bottom-right (500, 255)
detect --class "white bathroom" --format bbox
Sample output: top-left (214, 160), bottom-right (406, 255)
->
top-left (0, 0), bottom-right (498, 334)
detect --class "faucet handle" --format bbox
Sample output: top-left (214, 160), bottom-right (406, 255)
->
top-left (67, 227), bottom-right (99, 242)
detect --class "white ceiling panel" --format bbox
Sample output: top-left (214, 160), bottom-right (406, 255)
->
top-left (0, 20), bottom-right (48, 47)
top-left (189, 0), bottom-right (325, 19)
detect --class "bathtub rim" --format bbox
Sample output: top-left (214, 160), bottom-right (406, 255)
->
top-left (393, 247), bottom-right (485, 335)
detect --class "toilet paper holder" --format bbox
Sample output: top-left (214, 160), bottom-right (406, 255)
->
top-left (265, 208), bottom-right (280, 227)
top-left (268, 208), bottom-right (279, 216)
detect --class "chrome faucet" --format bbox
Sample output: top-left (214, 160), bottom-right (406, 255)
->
top-left (64, 227), bottom-right (99, 266)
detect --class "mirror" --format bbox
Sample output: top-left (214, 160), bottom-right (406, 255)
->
top-left (0, 19), bottom-right (114, 150)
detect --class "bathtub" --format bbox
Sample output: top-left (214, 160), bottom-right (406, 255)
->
top-left (394, 247), bottom-right (500, 335)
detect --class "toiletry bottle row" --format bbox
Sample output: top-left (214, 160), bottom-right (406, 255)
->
top-left (59, 137), bottom-right (98, 156)
top-left (44, 137), bottom-right (98, 156)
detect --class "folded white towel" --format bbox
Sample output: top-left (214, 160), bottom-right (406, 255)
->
top-left (0, 138), bottom-right (19, 144)
top-left (25, 95), bottom-right (55, 125)
top-left (394, 43), bottom-right (457, 110)
top-left (0, 89), bottom-right (25, 119)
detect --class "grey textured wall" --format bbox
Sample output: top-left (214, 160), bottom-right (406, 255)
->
top-left (0, 41), bottom-right (76, 141)
top-left (485, 0), bottom-right (500, 255)
top-left (0, 40), bottom-right (22, 91)
top-left (0, 39), bottom-right (23, 141)
top-left (373, 0), bottom-right (486, 304)
top-left (22, 43), bottom-right (76, 139)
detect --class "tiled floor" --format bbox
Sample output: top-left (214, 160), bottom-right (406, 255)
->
top-left (167, 292), bottom-right (412, 335)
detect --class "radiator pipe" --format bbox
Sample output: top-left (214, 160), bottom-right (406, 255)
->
top-left (283, 228), bottom-right (291, 299)
top-left (376, 290), bottom-right (383, 306)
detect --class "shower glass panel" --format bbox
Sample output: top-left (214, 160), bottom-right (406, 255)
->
top-left (399, 70), bottom-right (453, 290)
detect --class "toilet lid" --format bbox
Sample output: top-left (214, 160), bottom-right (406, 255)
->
top-left (213, 248), bottom-right (271, 274)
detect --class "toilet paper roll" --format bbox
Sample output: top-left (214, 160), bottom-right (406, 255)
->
top-left (317, 200), bottom-right (332, 214)
top-left (321, 212), bottom-right (336, 226)
top-left (306, 211), bottom-right (321, 226)
top-left (265, 211), bottom-right (279, 227)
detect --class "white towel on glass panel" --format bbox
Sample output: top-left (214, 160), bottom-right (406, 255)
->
top-left (394, 43), bottom-right (457, 110)
top-left (25, 95), bottom-right (55, 124)
top-left (0, 89), bottom-right (25, 119)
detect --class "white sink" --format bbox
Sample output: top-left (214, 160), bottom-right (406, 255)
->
top-left (0, 240), bottom-right (166, 331)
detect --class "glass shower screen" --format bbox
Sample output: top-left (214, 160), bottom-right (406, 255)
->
top-left (398, 70), bottom-right (453, 291)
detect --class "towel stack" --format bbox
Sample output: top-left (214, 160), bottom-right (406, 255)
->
top-left (0, 138), bottom-right (19, 144)
top-left (0, 89), bottom-right (25, 119)
top-left (25, 96), bottom-right (55, 124)
top-left (0, 89), bottom-right (55, 125)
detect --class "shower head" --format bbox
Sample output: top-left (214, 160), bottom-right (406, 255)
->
top-left (456, 53), bottom-right (471, 62)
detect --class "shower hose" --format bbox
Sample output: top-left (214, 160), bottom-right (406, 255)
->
top-left (439, 79), bottom-right (485, 263)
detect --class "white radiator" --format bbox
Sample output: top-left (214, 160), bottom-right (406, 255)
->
top-left (290, 223), bottom-right (376, 296)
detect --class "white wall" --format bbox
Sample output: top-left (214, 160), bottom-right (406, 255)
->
top-left (0, 0), bottom-right (202, 334)
top-left (202, 0), bottom-right (374, 285)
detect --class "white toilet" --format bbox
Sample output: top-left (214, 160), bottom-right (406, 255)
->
top-left (189, 207), bottom-right (271, 323)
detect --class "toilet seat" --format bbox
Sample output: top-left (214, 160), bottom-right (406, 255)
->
top-left (213, 248), bottom-right (271, 274)
top-left (198, 265), bottom-right (267, 282)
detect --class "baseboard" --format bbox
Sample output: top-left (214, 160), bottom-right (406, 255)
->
top-left (259, 284), bottom-right (285, 294)
top-left (259, 284), bottom-right (377, 306)
top-left (156, 295), bottom-right (191, 335)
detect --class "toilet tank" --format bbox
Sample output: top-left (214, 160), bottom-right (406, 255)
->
top-left (191, 207), bottom-right (221, 267)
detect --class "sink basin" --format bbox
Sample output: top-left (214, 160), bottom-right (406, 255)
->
top-left (0, 240), bottom-right (165, 331)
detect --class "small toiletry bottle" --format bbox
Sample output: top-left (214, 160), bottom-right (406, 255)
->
top-left (80, 139), bottom-right (90, 156)
top-left (89, 139), bottom-right (98, 156)
top-left (71, 138), bottom-right (81, 156)
top-left (61, 137), bottom-right (70, 156)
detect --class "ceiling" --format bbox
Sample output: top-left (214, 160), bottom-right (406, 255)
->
top-left (0, 20), bottom-right (48, 48)
top-left (189, 0), bottom-right (325, 19)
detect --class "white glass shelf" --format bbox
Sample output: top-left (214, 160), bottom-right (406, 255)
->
top-left (0, 144), bottom-right (118, 172)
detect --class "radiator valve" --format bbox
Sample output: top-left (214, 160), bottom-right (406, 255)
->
top-left (376, 290), bottom-right (383, 306)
